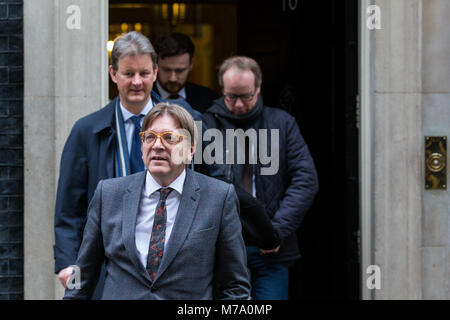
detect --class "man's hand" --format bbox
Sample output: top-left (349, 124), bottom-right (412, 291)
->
top-left (57, 266), bottom-right (74, 288)
top-left (259, 245), bottom-right (280, 255)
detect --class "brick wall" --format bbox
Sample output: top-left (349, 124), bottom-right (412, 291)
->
top-left (0, 0), bottom-right (23, 300)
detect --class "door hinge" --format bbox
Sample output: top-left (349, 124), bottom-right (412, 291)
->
top-left (356, 95), bottom-right (360, 129)
top-left (354, 229), bottom-right (361, 260)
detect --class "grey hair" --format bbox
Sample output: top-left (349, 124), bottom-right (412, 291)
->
top-left (218, 56), bottom-right (262, 90)
top-left (110, 31), bottom-right (157, 70)
top-left (142, 102), bottom-right (197, 145)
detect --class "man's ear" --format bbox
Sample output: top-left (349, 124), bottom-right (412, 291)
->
top-left (109, 65), bottom-right (118, 83)
top-left (152, 65), bottom-right (158, 83)
top-left (189, 58), bottom-right (193, 72)
top-left (255, 83), bottom-right (262, 95)
top-left (189, 142), bottom-right (196, 161)
top-left (184, 142), bottom-right (196, 164)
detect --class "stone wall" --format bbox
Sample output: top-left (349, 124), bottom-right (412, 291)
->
top-left (368, 0), bottom-right (449, 299)
top-left (421, 0), bottom-right (450, 300)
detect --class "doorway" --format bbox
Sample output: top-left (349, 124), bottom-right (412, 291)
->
top-left (235, 0), bottom-right (359, 300)
top-left (108, 0), bottom-right (360, 299)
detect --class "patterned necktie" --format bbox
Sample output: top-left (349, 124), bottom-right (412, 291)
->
top-left (130, 115), bottom-right (145, 174)
top-left (146, 187), bottom-right (173, 280)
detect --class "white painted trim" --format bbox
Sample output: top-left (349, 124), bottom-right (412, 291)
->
top-left (100, 0), bottom-right (109, 107)
top-left (359, 0), bottom-right (374, 300)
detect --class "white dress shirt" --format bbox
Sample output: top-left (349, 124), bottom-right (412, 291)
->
top-left (119, 99), bottom-right (153, 154)
top-left (135, 169), bottom-right (186, 268)
top-left (156, 81), bottom-right (186, 100)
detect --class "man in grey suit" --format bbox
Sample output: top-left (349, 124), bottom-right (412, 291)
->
top-left (63, 102), bottom-right (250, 300)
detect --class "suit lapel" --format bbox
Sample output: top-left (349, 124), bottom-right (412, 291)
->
top-left (184, 82), bottom-right (191, 102)
top-left (104, 128), bottom-right (116, 179)
top-left (122, 171), bottom-right (149, 280)
top-left (155, 169), bottom-right (200, 281)
top-left (92, 98), bottom-right (117, 179)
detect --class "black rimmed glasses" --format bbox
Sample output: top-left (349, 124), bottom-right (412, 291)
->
top-left (223, 92), bottom-right (256, 103)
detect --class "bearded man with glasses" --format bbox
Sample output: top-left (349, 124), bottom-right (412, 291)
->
top-left (203, 56), bottom-right (319, 300)
top-left (63, 102), bottom-right (250, 300)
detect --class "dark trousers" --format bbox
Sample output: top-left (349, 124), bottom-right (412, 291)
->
top-left (246, 246), bottom-right (292, 300)
top-left (91, 263), bottom-right (106, 300)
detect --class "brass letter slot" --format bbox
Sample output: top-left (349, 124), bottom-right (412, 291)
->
top-left (425, 136), bottom-right (446, 189)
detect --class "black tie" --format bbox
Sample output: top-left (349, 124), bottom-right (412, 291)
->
top-left (146, 187), bottom-right (173, 280)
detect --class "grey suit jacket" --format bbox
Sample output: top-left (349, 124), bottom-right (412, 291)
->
top-left (63, 169), bottom-right (250, 300)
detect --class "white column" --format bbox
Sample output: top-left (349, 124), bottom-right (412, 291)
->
top-left (359, 0), bottom-right (375, 300)
top-left (23, 0), bottom-right (108, 299)
top-left (370, 0), bottom-right (423, 299)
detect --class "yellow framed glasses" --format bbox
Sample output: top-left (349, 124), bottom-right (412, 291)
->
top-left (139, 130), bottom-right (187, 146)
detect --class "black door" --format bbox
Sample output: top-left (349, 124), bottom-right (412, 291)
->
top-left (108, 0), bottom-right (360, 299)
top-left (236, 0), bottom-right (360, 299)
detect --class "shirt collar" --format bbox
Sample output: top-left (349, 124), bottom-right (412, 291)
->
top-left (144, 169), bottom-right (186, 197)
top-left (120, 98), bottom-right (153, 122)
top-left (156, 81), bottom-right (186, 100)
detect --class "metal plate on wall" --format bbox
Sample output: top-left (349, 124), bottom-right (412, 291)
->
top-left (425, 136), bottom-right (447, 189)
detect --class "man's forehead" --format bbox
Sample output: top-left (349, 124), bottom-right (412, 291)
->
top-left (157, 53), bottom-right (191, 65)
top-left (159, 65), bottom-right (188, 71)
top-left (118, 54), bottom-right (154, 67)
top-left (147, 115), bottom-right (180, 130)
top-left (223, 67), bottom-right (255, 84)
